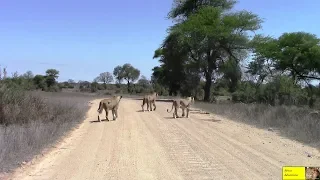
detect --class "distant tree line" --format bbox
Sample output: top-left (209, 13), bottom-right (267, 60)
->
top-left (151, 0), bottom-right (320, 108)
top-left (0, 63), bottom-right (156, 95)
top-left (0, 68), bottom-right (62, 92)
top-left (91, 63), bottom-right (154, 94)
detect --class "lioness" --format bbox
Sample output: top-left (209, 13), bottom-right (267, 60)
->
top-left (167, 96), bottom-right (194, 118)
top-left (97, 95), bottom-right (122, 121)
top-left (141, 92), bottom-right (158, 112)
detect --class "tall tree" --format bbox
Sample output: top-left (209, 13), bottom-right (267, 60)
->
top-left (45, 69), bottom-right (59, 87)
top-left (96, 72), bottom-right (114, 89)
top-left (169, 6), bottom-right (262, 101)
top-left (33, 75), bottom-right (47, 90)
top-left (22, 70), bottom-right (34, 79)
top-left (168, 0), bottom-right (236, 20)
top-left (249, 32), bottom-right (320, 83)
top-left (113, 65), bottom-right (124, 85)
top-left (247, 35), bottom-right (279, 87)
top-left (276, 32), bottom-right (320, 82)
top-left (121, 63), bottom-right (140, 93)
top-left (152, 32), bottom-right (189, 95)
top-left (45, 69), bottom-right (59, 79)
top-left (113, 64), bottom-right (140, 92)
top-left (219, 57), bottom-right (242, 93)
top-left (137, 75), bottom-right (150, 89)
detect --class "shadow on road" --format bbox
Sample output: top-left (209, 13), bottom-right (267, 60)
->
top-left (200, 119), bottom-right (222, 123)
top-left (89, 119), bottom-right (110, 123)
top-left (137, 110), bottom-right (158, 113)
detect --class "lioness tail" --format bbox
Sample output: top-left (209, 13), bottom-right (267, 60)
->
top-left (97, 101), bottom-right (103, 114)
top-left (167, 102), bottom-right (174, 113)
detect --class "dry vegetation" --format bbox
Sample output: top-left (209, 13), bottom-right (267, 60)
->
top-left (193, 101), bottom-right (320, 148)
top-left (0, 86), bottom-right (95, 173)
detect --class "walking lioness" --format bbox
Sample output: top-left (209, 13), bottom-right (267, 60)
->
top-left (141, 92), bottom-right (158, 112)
top-left (167, 96), bottom-right (194, 118)
top-left (97, 95), bottom-right (122, 121)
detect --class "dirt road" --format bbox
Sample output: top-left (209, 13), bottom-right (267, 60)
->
top-left (10, 98), bottom-right (320, 180)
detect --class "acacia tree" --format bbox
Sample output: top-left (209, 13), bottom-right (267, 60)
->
top-left (248, 32), bottom-right (320, 107)
top-left (276, 32), bottom-right (320, 82)
top-left (121, 63), bottom-right (140, 93)
top-left (168, 0), bottom-right (236, 20)
top-left (113, 64), bottom-right (140, 92)
top-left (168, 4), bottom-right (262, 101)
top-left (113, 65), bottom-right (124, 85)
top-left (45, 69), bottom-right (59, 87)
top-left (96, 72), bottom-right (113, 89)
top-left (33, 75), bottom-right (47, 90)
top-left (249, 32), bottom-right (320, 83)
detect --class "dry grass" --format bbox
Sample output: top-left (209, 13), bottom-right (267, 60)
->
top-left (193, 101), bottom-right (320, 148)
top-left (0, 88), bottom-right (95, 173)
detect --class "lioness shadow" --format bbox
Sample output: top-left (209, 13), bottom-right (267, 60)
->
top-left (200, 119), bottom-right (222, 123)
top-left (163, 116), bottom-right (189, 119)
top-left (89, 119), bottom-right (110, 123)
top-left (190, 110), bottom-right (210, 114)
top-left (136, 110), bottom-right (155, 112)
top-left (137, 110), bottom-right (150, 112)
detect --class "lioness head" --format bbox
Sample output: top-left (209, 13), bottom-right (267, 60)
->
top-left (115, 95), bottom-right (123, 101)
top-left (186, 96), bottom-right (195, 104)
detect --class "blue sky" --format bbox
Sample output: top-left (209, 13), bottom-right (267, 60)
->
top-left (1, 0), bottom-right (319, 82)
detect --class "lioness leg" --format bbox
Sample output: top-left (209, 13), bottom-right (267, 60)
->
top-left (141, 99), bottom-right (146, 112)
top-left (114, 107), bottom-right (119, 120)
top-left (141, 102), bottom-right (144, 112)
top-left (153, 101), bottom-right (156, 111)
top-left (147, 101), bottom-right (150, 111)
top-left (112, 109), bottom-right (116, 120)
top-left (186, 107), bottom-right (190, 118)
top-left (105, 108), bottom-right (109, 121)
top-left (149, 100), bottom-right (153, 111)
top-left (181, 107), bottom-right (186, 117)
top-left (174, 106), bottom-right (179, 118)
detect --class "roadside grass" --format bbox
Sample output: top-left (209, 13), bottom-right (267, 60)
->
top-left (0, 88), bottom-right (95, 173)
top-left (193, 101), bottom-right (320, 148)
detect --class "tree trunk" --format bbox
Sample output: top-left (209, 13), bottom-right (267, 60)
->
top-left (133, 84), bottom-right (136, 94)
top-left (127, 80), bottom-right (130, 93)
top-left (204, 73), bottom-right (212, 102)
top-left (169, 89), bottom-right (173, 96)
top-left (203, 49), bottom-right (215, 102)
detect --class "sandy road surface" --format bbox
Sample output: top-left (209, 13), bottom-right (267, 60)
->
top-left (10, 98), bottom-right (320, 180)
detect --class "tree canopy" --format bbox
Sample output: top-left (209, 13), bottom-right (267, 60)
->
top-left (113, 63), bottom-right (140, 93)
top-left (95, 72), bottom-right (114, 88)
top-left (152, 0), bottom-right (320, 107)
top-left (249, 32), bottom-right (320, 83)
top-left (154, 0), bottom-right (262, 101)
